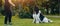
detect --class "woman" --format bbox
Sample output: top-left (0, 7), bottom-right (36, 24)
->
top-left (4, 0), bottom-right (15, 25)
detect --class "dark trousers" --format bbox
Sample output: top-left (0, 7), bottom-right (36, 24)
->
top-left (4, 5), bottom-right (12, 24)
top-left (4, 11), bottom-right (12, 24)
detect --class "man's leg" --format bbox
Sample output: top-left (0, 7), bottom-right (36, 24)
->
top-left (4, 16), bottom-right (7, 24)
top-left (9, 12), bottom-right (12, 24)
top-left (4, 13), bottom-right (8, 24)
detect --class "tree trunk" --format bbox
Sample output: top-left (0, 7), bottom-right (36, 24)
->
top-left (0, 0), bottom-right (2, 7)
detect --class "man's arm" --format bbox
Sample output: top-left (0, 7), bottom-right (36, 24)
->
top-left (8, 0), bottom-right (15, 6)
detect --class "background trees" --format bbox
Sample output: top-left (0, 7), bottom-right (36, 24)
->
top-left (0, 0), bottom-right (60, 18)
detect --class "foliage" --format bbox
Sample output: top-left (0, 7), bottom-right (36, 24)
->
top-left (0, 0), bottom-right (59, 18)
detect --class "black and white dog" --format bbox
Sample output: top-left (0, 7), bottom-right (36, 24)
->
top-left (32, 10), bottom-right (53, 23)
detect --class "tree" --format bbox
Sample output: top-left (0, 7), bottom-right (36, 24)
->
top-left (41, 0), bottom-right (59, 15)
top-left (0, 0), bottom-right (2, 7)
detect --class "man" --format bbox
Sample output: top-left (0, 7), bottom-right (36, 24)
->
top-left (4, 0), bottom-right (15, 25)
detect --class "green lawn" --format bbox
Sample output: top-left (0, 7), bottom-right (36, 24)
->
top-left (0, 16), bottom-right (60, 26)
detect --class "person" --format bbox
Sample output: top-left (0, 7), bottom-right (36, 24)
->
top-left (4, 0), bottom-right (15, 25)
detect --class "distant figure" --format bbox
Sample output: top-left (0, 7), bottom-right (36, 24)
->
top-left (4, 0), bottom-right (15, 25)
top-left (33, 10), bottom-right (53, 23)
top-left (32, 5), bottom-right (53, 23)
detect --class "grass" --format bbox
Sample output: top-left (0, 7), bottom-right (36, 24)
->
top-left (0, 15), bottom-right (60, 26)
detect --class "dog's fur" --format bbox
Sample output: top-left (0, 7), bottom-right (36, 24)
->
top-left (32, 10), bottom-right (53, 23)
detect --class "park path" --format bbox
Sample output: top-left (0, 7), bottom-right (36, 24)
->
top-left (44, 15), bottom-right (60, 18)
